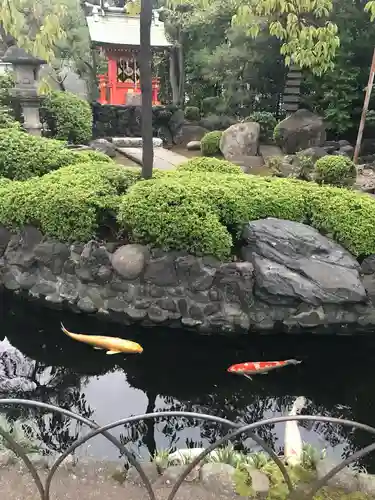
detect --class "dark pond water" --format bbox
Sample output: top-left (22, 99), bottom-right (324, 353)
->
top-left (1, 291), bottom-right (375, 471)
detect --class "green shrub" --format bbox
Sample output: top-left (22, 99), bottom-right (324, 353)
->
top-left (0, 162), bottom-right (139, 241)
top-left (0, 128), bottom-right (80, 180)
top-left (41, 91), bottom-right (93, 144)
top-left (184, 106), bottom-right (200, 121)
top-left (0, 106), bottom-right (20, 130)
top-left (177, 157), bottom-right (243, 175)
top-left (308, 186), bottom-right (375, 256)
top-left (70, 150), bottom-right (113, 164)
top-left (118, 179), bottom-right (233, 259)
top-left (248, 111), bottom-right (277, 143)
top-left (314, 155), bottom-right (357, 187)
top-left (200, 131), bottom-right (223, 156)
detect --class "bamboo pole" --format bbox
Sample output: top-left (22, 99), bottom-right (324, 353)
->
top-left (353, 48), bottom-right (375, 164)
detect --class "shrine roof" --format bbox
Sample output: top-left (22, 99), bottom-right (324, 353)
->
top-left (86, 13), bottom-right (172, 48)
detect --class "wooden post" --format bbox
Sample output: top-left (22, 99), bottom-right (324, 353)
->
top-left (140, 0), bottom-right (154, 179)
top-left (354, 48), bottom-right (375, 164)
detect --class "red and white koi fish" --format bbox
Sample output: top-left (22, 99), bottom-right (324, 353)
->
top-left (227, 359), bottom-right (302, 380)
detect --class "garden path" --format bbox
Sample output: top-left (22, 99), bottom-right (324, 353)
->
top-left (117, 148), bottom-right (187, 170)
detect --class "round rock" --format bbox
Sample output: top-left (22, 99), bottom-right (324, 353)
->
top-left (186, 140), bottom-right (201, 151)
top-left (200, 462), bottom-right (236, 496)
top-left (111, 244), bottom-right (149, 280)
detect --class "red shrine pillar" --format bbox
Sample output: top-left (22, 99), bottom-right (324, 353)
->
top-left (107, 58), bottom-right (117, 104)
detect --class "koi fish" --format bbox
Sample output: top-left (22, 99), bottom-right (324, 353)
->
top-left (227, 359), bottom-right (302, 380)
top-left (284, 396), bottom-right (306, 466)
top-left (60, 323), bottom-right (143, 355)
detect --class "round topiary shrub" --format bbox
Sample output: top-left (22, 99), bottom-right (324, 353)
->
top-left (0, 128), bottom-right (79, 180)
top-left (248, 111), bottom-right (277, 143)
top-left (314, 155), bottom-right (357, 187)
top-left (200, 131), bottom-right (223, 156)
top-left (177, 157), bottom-right (243, 175)
top-left (41, 91), bottom-right (93, 144)
top-left (184, 106), bottom-right (200, 122)
top-left (118, 179), bottom-right (233, 259)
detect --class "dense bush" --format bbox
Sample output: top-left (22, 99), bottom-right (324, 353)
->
top-left (0, 162), bottom-right (142, 241)
top-left (200, 131), bottom-right (223, 156)
top-left (118, 170), bottom-right (375, 259)
top-left (41, 91), bottom-right (93, 144)
top-left (177, 157), bottom-right (243, 175)
top-left (314, 155), bottom-right (357, 187)
top-left (248, 111), bottom-right (277, 143)
top-left (184, 106), bottom-right (200, 121)
top-left (70, 150), bottom-right (113, 164)
top-left (0, 129), bottom-right (81, 180)
top-left (0, 106), bottom-right (21, 130)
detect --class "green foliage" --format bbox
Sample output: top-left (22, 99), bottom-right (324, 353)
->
top-left (70, 150), bottom-right (113, 164)
top-left (232, 0), bottom-right (340, 75)
top-left (0, 162), bottom-right (141, 241)
top-left (118, 177), bottom-right (234, 259)
top-left (0, 128), bottom-right (80, 180)
top-left (295, 153), bottom-right (316, 181)
top-left (314, 155), bottom-right (357, 187)
top-left (41, 91), bottom-right (93, 144)
top-left (308, 186), bottom-right (375, 257)
top-left (201, 97), bottom-right (223, 115)
top-left (184, 106), bottom-right (200, 121)
top-left (200, 131), bottom-right (223, 156)
top-left (266, 155), bottom-right (284, 173)
top-left (248, 111), bottom-right (277, 143)
top-left (177, 156), bottom-right (243, 175)
top-left (0, 107), bottom-right (21, 130)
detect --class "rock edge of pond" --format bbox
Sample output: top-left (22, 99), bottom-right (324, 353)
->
top-left (0, 451), bottom-right (374, 498)
top-left (2, 219), bottom-right (375, 334)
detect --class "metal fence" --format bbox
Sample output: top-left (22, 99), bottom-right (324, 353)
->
top-left (0, 398), bottom-right (374, 500)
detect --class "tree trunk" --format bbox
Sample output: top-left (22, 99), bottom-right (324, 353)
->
top-left (140, 0), bottom-right (154, 179)
top-left (169, 49), bottom-right (180, 105)
top-left (177, 38), bottom-right (184, 106)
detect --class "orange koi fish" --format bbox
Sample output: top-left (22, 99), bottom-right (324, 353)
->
top-left (227, 360), bottom-right (302, 380)
top-left (61, 323), bottom-right (143, 355)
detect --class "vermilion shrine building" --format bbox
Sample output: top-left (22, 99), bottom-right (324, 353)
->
top-left (86, 6), bottom-right (171, 106)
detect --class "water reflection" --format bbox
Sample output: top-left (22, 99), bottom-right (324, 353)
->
top-left (1, 291), bottom-right (375, 470)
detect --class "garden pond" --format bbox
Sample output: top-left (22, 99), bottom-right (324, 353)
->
top-left (0, 291), bottom-right (375, 472)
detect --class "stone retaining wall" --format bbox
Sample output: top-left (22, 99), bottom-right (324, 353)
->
top-left (1, 218), bottom-right (375, 334)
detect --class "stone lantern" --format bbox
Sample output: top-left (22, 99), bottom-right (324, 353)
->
top-left (3, 45), bottom-right (46, 136)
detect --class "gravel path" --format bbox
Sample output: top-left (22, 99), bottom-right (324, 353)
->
top-left (1, 462), bottom-right (233, 500)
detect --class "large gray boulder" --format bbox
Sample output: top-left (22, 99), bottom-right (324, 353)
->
top-left (275, 109), bottom-right (326, 154)
top-left (173, 124), bottom-right (208, 146)
top-left (242, 218), bottom-right (366, 305)
top-left (89, 138), bottom-right (116, 158)
top-left (220, 122), bottom-right (260, 160)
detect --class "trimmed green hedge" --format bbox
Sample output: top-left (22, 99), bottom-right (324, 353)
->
top-left (0, 129), bottom-right (79, 180)
top-left (0, 152), bottom-right (374, 260)
top-left (200, 131), bottom-right (223, 156)
top-left (0, 162), bottom-right (142, 241)
top-left (314, 155), bottom-right (357, 187)
top-left (177, 157), bottom-right (243, 175)
top-left (41, 91), bottom-right (93, 144)
top-left (0, 128), bottom-right (114, 180)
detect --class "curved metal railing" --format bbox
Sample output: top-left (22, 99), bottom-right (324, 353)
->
top-left (0, 398), bottom-right (373, 500)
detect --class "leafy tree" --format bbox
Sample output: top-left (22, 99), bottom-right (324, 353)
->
top-left (302, 0), bottom-right (375, 137)
top-left (232, 0), bottom-right (340, 76)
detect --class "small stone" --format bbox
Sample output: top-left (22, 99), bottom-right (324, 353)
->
top-left (77, 297), bottom-right (97, 313)
top-left (124, 307), bottom-right (147, 320)
top-left (30, 281), bottom-right (57, 296)
top-left (126, 462), bottom-right (160, 486)
top-left (358, 472), bottom-right (375, 495)
top-left (145, 255), bottom-right (178, 286)
top-left (148, 307), bottom-right (169, 323)
top-left (186, 140), bottom-right (201, 151)
top-left (111, 244), bottom-right (149, 280)
top-left (162, 465), bottom-right (199, 483)
top-left (200, 463), bottom-right (236, 496)
top-left (246, 468), bottom-right (270, 498)
top-left (0, 450), bottom-right (16, 467)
